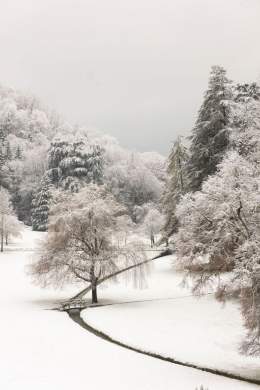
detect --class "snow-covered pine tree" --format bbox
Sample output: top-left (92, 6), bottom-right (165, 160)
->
top-left (235, 82), bottom-right (260, 102)
top-left (85, 143), bottom-right (104, 184)
top-left (60, 140), bottom-right (104, 191)
top-left (47, 137), bottom-right (68, 186)
top-left (187, 65), bottom-right (233, 192)
top-left (0, 121), bottom-right (7, 186)
top-left (162, 137), bottom-right (188, 238)
top-left (15, 145), bottom-right (22, 160)
top-left (47, 135), bottom-right (104, 192)
top-left (31, 176), bottom-right (52, 231)
top-left (5, 142), bottom-right (12, 160)
top-left (0, 146), bottom-right (8, 189)
top-left (0, 120), bottom-right (7, 145)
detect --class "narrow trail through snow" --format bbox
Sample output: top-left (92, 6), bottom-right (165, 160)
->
top-left (64, 252), bottom-right (260, 387)
top-left (68, 308), bottom-right (260, 386)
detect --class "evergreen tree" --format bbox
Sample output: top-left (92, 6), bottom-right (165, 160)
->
top-left (47, 135), bottom-right (104, 192)
top-left (47, 138), bottom-right (68, 186)
top-left (0, 111), bottom-right (14, 145)
top-left (235, 82), bottom-right (260, 102)
top-left (0, 147), bottom-right (8, 188)
top-left (0, 115), bottom-right (13, 188)
top-left (187, 65), bottom-right (233, 191)
top-left (31, 176), bottom-right (52, 231)
top-left (0, 146), bottom-right (5, 171)
top-left (0, 123), bottom-right (7, 145)
top-left (15, 145), bottom-right (22, 160)
top-left (0, 121), bottom-right (7, 187)
top-left (162, 137), bottom-right (188, 238)
top-left (5, 142), bottom-right (12, 160)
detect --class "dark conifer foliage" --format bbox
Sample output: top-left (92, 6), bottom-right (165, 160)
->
top-left (235, 82), bottom-right (260, 102)
top-left (47, 136), bottom-right (104, 192)
top-left (187, 66), bottom-right (233, 192)
top-left (31, 176), bottom-right (52, 232)
top-left (162, 137), bottom-right (188, 238)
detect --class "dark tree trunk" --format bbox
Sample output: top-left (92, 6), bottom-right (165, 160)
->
top-left (0, 232), bottom-right (3, 252)
top-left (90, 261), bottom-right (98, 304)
top-left (150, 233), bottom-right (155, 248)
top-left (91, 283), bottom-right (98, 304)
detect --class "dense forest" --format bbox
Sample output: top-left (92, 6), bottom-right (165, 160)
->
top-left (0, 84), bottom-right (165, 232)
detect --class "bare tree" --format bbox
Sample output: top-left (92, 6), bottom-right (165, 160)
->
top-left (29, 186), bottom-right (147, 303)
top-left (143, 206), bottom-right (164, 247)
top-left (4, 215), bottom-right (22, 245)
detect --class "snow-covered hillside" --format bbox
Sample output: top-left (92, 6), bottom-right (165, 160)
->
top-left (0, 228), bottom-right (258, 390)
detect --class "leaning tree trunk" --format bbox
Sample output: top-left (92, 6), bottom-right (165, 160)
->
top-left (71, 249), bottom-right (173, 302)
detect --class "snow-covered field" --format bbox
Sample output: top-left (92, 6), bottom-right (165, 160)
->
top-left (83, 257), bottom-right (260, 381)
top-left (0, 227), bottom-right (258, 390)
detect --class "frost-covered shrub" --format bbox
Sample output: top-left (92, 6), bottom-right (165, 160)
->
top-left (141, 205), bottom-right (164, 247)
top-left (230, 89), bottom-right (260, 159)
top-left (0, 188), bottom-right (21, 251)
top-left (175, 150), bottom-right (260, 354)
top-left (175, 152), bottom-right (255, 284)
top-left (104, 153), bottom-right (162, 221)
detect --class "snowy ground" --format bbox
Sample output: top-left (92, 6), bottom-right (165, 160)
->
top-left (0, 227), bottom-right (258, 390)
top-left (83, 257), bottom-right (260, 381)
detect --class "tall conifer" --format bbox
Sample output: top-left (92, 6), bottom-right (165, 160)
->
top-left (162, 137), bottom-right (188, 238)
top-left (187, 66), bottom-right (233, 191)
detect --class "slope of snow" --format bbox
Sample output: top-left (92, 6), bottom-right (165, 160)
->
top-left (0, 227), bottom-right (258, 390)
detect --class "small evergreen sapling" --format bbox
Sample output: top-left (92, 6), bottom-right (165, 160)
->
top-left (31, 176), bottom-right (52, 231)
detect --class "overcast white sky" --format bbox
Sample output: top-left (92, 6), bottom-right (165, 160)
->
top-left (0, 0), bottom-right (260, 154)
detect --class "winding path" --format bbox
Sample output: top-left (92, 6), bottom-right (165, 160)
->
top-left (68, 308), bottom-right (260, 386)
top-left (63, 251), bottom-right (260, 387)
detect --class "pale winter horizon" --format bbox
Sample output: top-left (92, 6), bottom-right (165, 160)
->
top-left (0, 0), bottom-right (260, 153)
